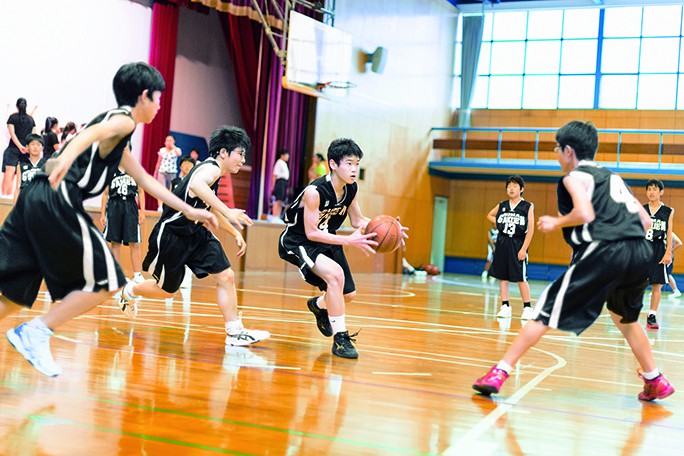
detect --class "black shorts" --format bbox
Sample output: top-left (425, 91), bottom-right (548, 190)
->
top-left (104, 199), bottom-right (141, 245)
top-left (0, 177), bottom-right (126, 307)
top-left (278, 232), bottom-right (356, 295)
top-left (143, 223), bottom-right (230, 293)
top-left (529, 238), bottom-right (650, 335)
top-left (647, 241), bottom-right (668, 285)
top-left (489, 236), bottom-right (527, 282)
top-left (2, 147), bottom-right (21, 170)
top-left (272, 178), bottom-right (288, 202)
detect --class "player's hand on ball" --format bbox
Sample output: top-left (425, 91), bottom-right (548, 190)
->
top-left (348, 227), bottom-right (378, 256)
top-left (537, 215), bottom-right (558, 233)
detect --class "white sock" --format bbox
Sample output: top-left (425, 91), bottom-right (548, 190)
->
top-left (649, 310), bottom-right (657, 317)
top-left (124, 281), bottom-right (138, 299)
top-left (642, 368), bottom-right (660, 380)
top-left (133, 272), bottom-right (144, 280)
top-left (496, 360), bottom-right (513, 374)
top-left (28, 317), bottom-right (52, 334)
top-left (225, 319), bottom-right (243, 335)
top-left (329, 314), bottom-right (346, 334)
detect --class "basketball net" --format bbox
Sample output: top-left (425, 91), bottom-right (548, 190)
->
top-left (317, 81), bottom-right (356, 100)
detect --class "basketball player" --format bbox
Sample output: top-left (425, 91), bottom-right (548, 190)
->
top-left (118, 126), bottom-right (269, 346)
top-left (14, 134), bottom-right (46, 203)
top-left (481, 224), bottom-right (498, 283)
top-left (100, 168), bottom-right (146, 293)
top-left (473, 120), bottom-right (675, 402)
top-left (667, 232), bottom-right (682, 299)
top-left (643, 179), bottom-right (674, 330)
top-left (0, 62), bottom-right (217, 377)
top-left (486, 175), bottom-right (534, 320)
top-left (278, 138), bottom-right (401, 359)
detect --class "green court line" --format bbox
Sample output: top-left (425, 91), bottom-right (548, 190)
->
top-left (0, 381), bottom-right (435, 455)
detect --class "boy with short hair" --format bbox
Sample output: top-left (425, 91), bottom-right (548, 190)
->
top-left (0, 62), bottom-right (216, 377)
top-left (643, 179), bottom-right (674, 329)
top-left (278, 138), bottom-right (405, 359)
top-left (473, 120), bottom-right (675, 402)
top-left (119, 126), bottom-right (268, 346)
top-left (100, 168), bottom-right (146, 286)
top-left (14, 133), bottom-right (46, 203)
top-left (486, 175), bottom-right (535, 319)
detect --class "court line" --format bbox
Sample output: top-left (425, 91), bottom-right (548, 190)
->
top-left (443, 347), bottom-right (567, 455)
top-left (372, 372), bottom-right (432, 376)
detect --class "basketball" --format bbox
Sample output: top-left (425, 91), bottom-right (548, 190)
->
top-left (366, 215), bottom-right (403, 253)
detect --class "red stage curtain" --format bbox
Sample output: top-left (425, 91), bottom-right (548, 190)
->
top-left (141, 1), bottom-right (179, 211)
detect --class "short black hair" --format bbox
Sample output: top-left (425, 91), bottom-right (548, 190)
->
top-left (328, 138), bottom-right (363, 164)
top-left (555, 120), bottom-right (599, 161)
top-left (277, 149), bottom-right (289, 159)
top-left (208, 126), bottom-right (251, 158)
top-left (25, 133), bottom-right (44, 146)
top-left (315, 153), bottom-right (324, 161)
top-left (646, 179), bottom-right (664, 191)
top-left (180, 155), bottom-right (196, 166)
top-left (506, 175), bottom-right (524, 189)
top-left (113, 62), bottom-right (165, 107)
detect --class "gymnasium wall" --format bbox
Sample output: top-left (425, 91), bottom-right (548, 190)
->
top-left (441, 108), bottom-right (684, 273)
top-left (312, 0), bottom-right (458, 267)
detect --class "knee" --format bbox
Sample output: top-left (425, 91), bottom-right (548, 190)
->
top-left (324, 269), bottom-right (345, 291)
top-left (344, 290), bottom-right (356, 302)
top-left (215, 268), bottom-right (235, 287)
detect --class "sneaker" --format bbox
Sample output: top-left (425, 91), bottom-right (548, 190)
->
top-left (132, 273), bottom-right (145, 285)
top-left (638, 372), bottom-right (675, 401)
top-left (332, 330), bottom-right (359, 359)
top-left (496, 305), bottom-right (511, 318)
top-left (307, 297), bottom-right (333, 337)
top-left (225, 313), bottom-right (270, 346)
top-left (669, 290), bottom-right (681, 299)
top-left (481, 271), bottom-right (488, 283)
top-left (646, 314), bottom-right (659, 330)
top-left (119, 280), bottom-right (138, 320)
top-left (6, 323), bottom-right (62, 377)
top-left (472, 366), bottom-right (509, 396)
top-left (521, 307), bottom-right (533, 320)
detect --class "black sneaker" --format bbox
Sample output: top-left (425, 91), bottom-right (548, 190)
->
top-left (332, 330), bottom-right (359, 359)
top-left (307, 297), bottom-right (333, 337)
top-left (646, 314), bottom-right (659, 330)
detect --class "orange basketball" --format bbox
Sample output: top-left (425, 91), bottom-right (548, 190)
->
top-left (366, 215), bottom-right (402, 254)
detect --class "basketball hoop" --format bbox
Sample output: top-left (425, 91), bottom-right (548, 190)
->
top-left (316, 81), bottom-right (356, 99)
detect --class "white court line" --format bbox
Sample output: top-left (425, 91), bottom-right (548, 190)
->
top-left (372, 372), bottom-right (432, 376)
top-left (443, 347), bottom-right (567, 455)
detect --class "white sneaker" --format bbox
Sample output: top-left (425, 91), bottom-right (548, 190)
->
top-left (488, 276), bottom-right (496, 284)
top-left (496, 305), bottom-right (512, 318)
top-left (225, 313), bottom-right (270, 346)
top-left (521, 307), bottom-right (533, 320)
top-left (669, 290), bottom-right (681, 299)
top-left (481, 271), bottom-right (488, 283)
top-left (6, 323), bottom-right (62, 377)
top-left (132, 273), bottom-right (145, 285)
top-left (119, 280), bottom-right (138, 319)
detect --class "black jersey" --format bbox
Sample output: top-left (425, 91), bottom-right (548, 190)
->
top-left (283, 174), bottom-right (358, 237)
top-left (495, 199), bottom-right (531, 239)
top-left (18, 157), bottom-right (46, 188)
top-left (644, 203), bottom-right (672, 246)
top-left (158, 158), bottom-right (221, 236)
top-left (58, 107), bottom-right (134, 200)
top-left (557, 161), bottom-right (645, 248)
top-left (107, 169), bottom-right (138, 200)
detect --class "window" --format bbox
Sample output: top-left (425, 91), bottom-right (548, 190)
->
top-left (460, 4), bottom-right (684, 110)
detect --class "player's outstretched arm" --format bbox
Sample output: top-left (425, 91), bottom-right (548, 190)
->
top-left (46, 115), bottom-right (136, 189)
top-left (187, 165), bottom-right (253, 231)
top-left (120, 150), bottom-right (217, 229)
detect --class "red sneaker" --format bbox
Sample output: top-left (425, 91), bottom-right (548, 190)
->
top-left (638, 371), bottom-right (675, 401)
top-left (473, 366), bottom-right (509, 396)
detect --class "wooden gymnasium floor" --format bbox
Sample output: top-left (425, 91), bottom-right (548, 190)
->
top-left (0, 271), bottom-right (682, 455)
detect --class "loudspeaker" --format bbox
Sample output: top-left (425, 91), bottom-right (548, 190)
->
top-left (365, 46), bottom-right (388, 74)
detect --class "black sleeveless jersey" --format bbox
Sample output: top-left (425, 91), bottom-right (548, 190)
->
top-left (18, 157), bottom-right (46, 189)
top-left (495, 199), bottom-right (531, 239)
top-left (557, 161), bottom-right (645, 248)
top-left (107, 169), bottom-right (138, 200)
top-left (159, 158), bottom-right (221, 236)
top-left (644, 203), bottom-right (672, 246)
top-left (283, 174), bottom-right (358, 237)
top-left (57, 107), bottom-right (134, 201)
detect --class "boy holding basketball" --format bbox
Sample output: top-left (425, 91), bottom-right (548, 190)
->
top-left (0, 62), bottom-right (217, 377)
top-left (473, 121), bottom-right (675, 402)
top-left (279, 138), bottom-right (395, 359)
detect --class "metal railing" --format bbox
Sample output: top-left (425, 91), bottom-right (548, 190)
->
top-left (430, 126), bottom-right (684, 169)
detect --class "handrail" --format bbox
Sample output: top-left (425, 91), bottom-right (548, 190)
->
top-left (430, 126), bottom-right (684, 169)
